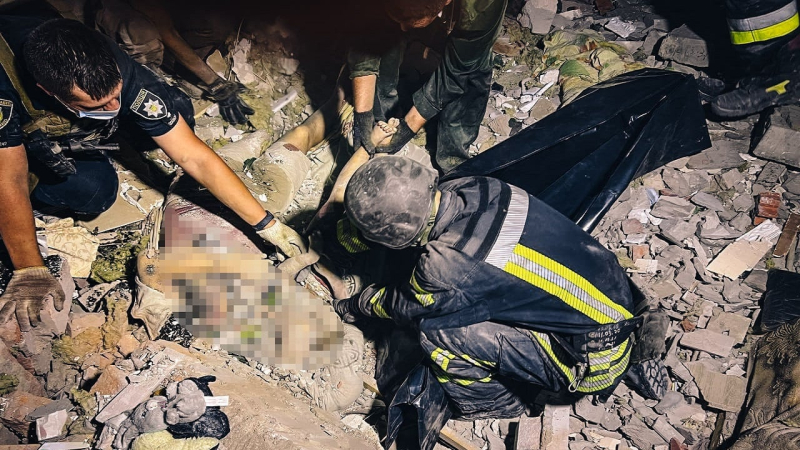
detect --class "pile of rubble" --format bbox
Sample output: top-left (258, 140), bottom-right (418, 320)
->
top-left (5, 0), bottom-right (800, 449)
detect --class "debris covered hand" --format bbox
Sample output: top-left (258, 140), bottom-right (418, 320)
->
top-left (0, 266), bottom-right (65, 332)
top-left (256, 220), bottom-right (307, 258)
top-left (353, 110), bottom-right (376, 154)
top-left (206, 79), bottom-right (255, 125)
top-left (374, 117), bottom-right (415, 154)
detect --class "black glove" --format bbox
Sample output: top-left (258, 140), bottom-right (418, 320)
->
top-left (333, 297), bottom-right (360, 324)
top-left (375, 118), bottom-right (416, 155)
top-left (353, 110), bottom-right (376, 154)
top-left (26, 130), bottom-right (76, 177)
top-left (206, 79), bottom-right (255, 125)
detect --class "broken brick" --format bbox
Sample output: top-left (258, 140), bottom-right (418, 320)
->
top-left (756, 192), bottom-right (781, 219)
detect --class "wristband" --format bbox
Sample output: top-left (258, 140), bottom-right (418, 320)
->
top-left (253, 211), bottom-right (275, 231)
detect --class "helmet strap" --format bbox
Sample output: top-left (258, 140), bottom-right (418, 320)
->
top-left (414, 191), bottom-right (441, 247)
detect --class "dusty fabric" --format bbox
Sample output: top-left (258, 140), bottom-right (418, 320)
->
top-left (731, 318), bottom-right (800, 449)
top-left (36, 218), bottom-right (100, 278)
top-left (539, 30), bottom-right (646, 104)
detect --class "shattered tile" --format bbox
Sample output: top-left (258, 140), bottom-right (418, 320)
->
top-left (706, 240), bottom-right (773, 279)
top-left (651, 196), bottom-right (695, 220)
top-left (753, 118), bottom-right (800, 169)
top-left (686, 141), bottom-right (746, 170)
top-left (706, 312), bottom-right (750, 344)
top-left (680, 329), bottom-right (735, 357)
top-left (684, 361), bottom-right (746, 412)
top-left (621, 415), bottom-right (666, 450)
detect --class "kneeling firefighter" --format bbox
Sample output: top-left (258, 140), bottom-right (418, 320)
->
top-left (334, 157), bottom-right (654, 449)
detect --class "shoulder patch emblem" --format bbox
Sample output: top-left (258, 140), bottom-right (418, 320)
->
top-left (0, 99), bottom-right (13, 129)
top-left (130, 89), bottom-right (168, 120)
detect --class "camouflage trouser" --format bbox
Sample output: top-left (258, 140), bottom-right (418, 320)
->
top-left (92, 0), bottom-right (233, 67)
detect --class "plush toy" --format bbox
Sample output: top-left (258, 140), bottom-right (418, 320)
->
top-left (131, 430), bottom-right (219, 450)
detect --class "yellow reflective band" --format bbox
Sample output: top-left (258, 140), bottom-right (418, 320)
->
top-left (431, 347), bottom-right (456, 371)
top-left (430, 365), bottom-right (492, 386)
top-left (730, 12), bottom-right (799, 44)
top-left (369, 288), bottom-right (390, 319)
top-left (767, 80), bottom-right (791, 95)
top-left (505, 244), bottom-right (632, 324)
top-left (461, 354), bottom-right (497, 369)
top-left (337, 219), bottom-right (370, 253)
top-left (410, 271), bottom-right (435, 306)
top-left (531, 332), bottom-right (630, 393)
top-left (531, 332), bottom-right (575, 384)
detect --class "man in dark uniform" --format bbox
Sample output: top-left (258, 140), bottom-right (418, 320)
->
top-left (708, 0), bottom-right (800, 116)
top-left (90, 0), bottom-right (254, 125)
top-left (334, 157), bottom-right (638, 424)
top-left (349, 0), bottom-right (507, 172)
top-left (0, 18), bottom-right (304, 331)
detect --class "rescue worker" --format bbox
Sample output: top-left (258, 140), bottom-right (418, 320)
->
top-left (709, 0), bottom-right (800, 117)
top-left (349, 0), bottom-right (507, 172)
top-left (0, 18), bottom-right (303, 331)
top-left (90, 0), bottom-right (254, 125)
top-left (334, 157), bottom-right (638, 421)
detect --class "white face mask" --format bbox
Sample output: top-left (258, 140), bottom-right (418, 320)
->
top-left (56, 96), bottom-right (120, 120)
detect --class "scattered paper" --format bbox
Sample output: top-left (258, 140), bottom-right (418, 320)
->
top-left (737, 219), bottom-right (781, 243)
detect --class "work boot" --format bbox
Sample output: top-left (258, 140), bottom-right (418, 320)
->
top-left (712, 42), bottom-right (800, 118)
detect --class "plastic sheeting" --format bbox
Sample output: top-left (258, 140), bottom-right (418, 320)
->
top-left (386, 69), bottom-right (711, 450)
top-left (759, 269), bottom-right (800, 332)
top-left (444, 68), bottom-right (712, 233)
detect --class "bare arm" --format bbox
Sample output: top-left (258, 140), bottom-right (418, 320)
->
top-left (0, 146), bottom-right (44, 269)
top-left (153, 117), bottom-right (267, 225)
top-left (132, 0), bottom-right (221, 86)
top-left (352, 75), bottom-right (377, 113)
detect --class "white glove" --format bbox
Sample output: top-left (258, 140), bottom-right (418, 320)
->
top-left (256, 220), bottom-right (307, 258)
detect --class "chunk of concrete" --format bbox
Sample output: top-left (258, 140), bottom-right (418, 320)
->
top-left (651, 196), bottom-right (695, 220)
top-left (687, 141), bottom-right (746, 170)
top-left (691, 192), bottom-right (726, 212)
top-left (35, 409), bottom-right (68, 441)
top-left (706, 240), bottom-right (773, 279)
top-left (652, 416), bottom-right (684, 444)
top-left (66, 312), bottom-right (106, 338)
top-left (89, 365), bottom-right (129, 397)
top-left (684, 361), bottom-right (746, 412)
top-left (573, 397), bottom-right (607, 424)
top-left (680, 329), bottom-right (736, 357)
top-left (754, 121), bottom-right (800, 169)
top-left (541, 404), bottom-right (570, 450)
top-left (657, 25), bottom-right (709, 68)
top-left (94, 347), bottom-right (184, 423)
top-left (518, 0), bottom-right (558, 34)
top-left (515, 415), bottom-right (542, 450)
top-left (621, 415), bottom-right (666, 449)
top-left (706, 312), bottom-right (750, 344)
top-left (0, 391), bottom-right (52, 436)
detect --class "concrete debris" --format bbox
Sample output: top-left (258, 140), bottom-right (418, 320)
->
top-left (651, 196), bottom-right (696, 220)
top-left (540, 404), bottom-right (570, 450)
top-left (686, 141), bottom-right (746, 170)
top-left (657, 25), bottom-right (710, 68)
top-left (680, 329), bottom-right (736, 357)
top-left (35, 409), bottom-right (69, 441)
top-left (518, 0), bottom-right (558, 34)
top-left (685, 361), bottom-right (747, 412)
top-left (753, 115), bottom-right (800, 169)
top-left (706, 240), bottom-right (774, 279)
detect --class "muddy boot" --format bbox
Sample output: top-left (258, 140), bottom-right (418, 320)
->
top-left (298, 323), bottom-right (365, 412)
top-left (132, 207), bottom-right (172, 339)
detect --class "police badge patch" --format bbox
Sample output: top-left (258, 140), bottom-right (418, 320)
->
top-left (0, 99), bottom-right (13, 129)
top-left (130, 89), bottom-right (169, 120)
